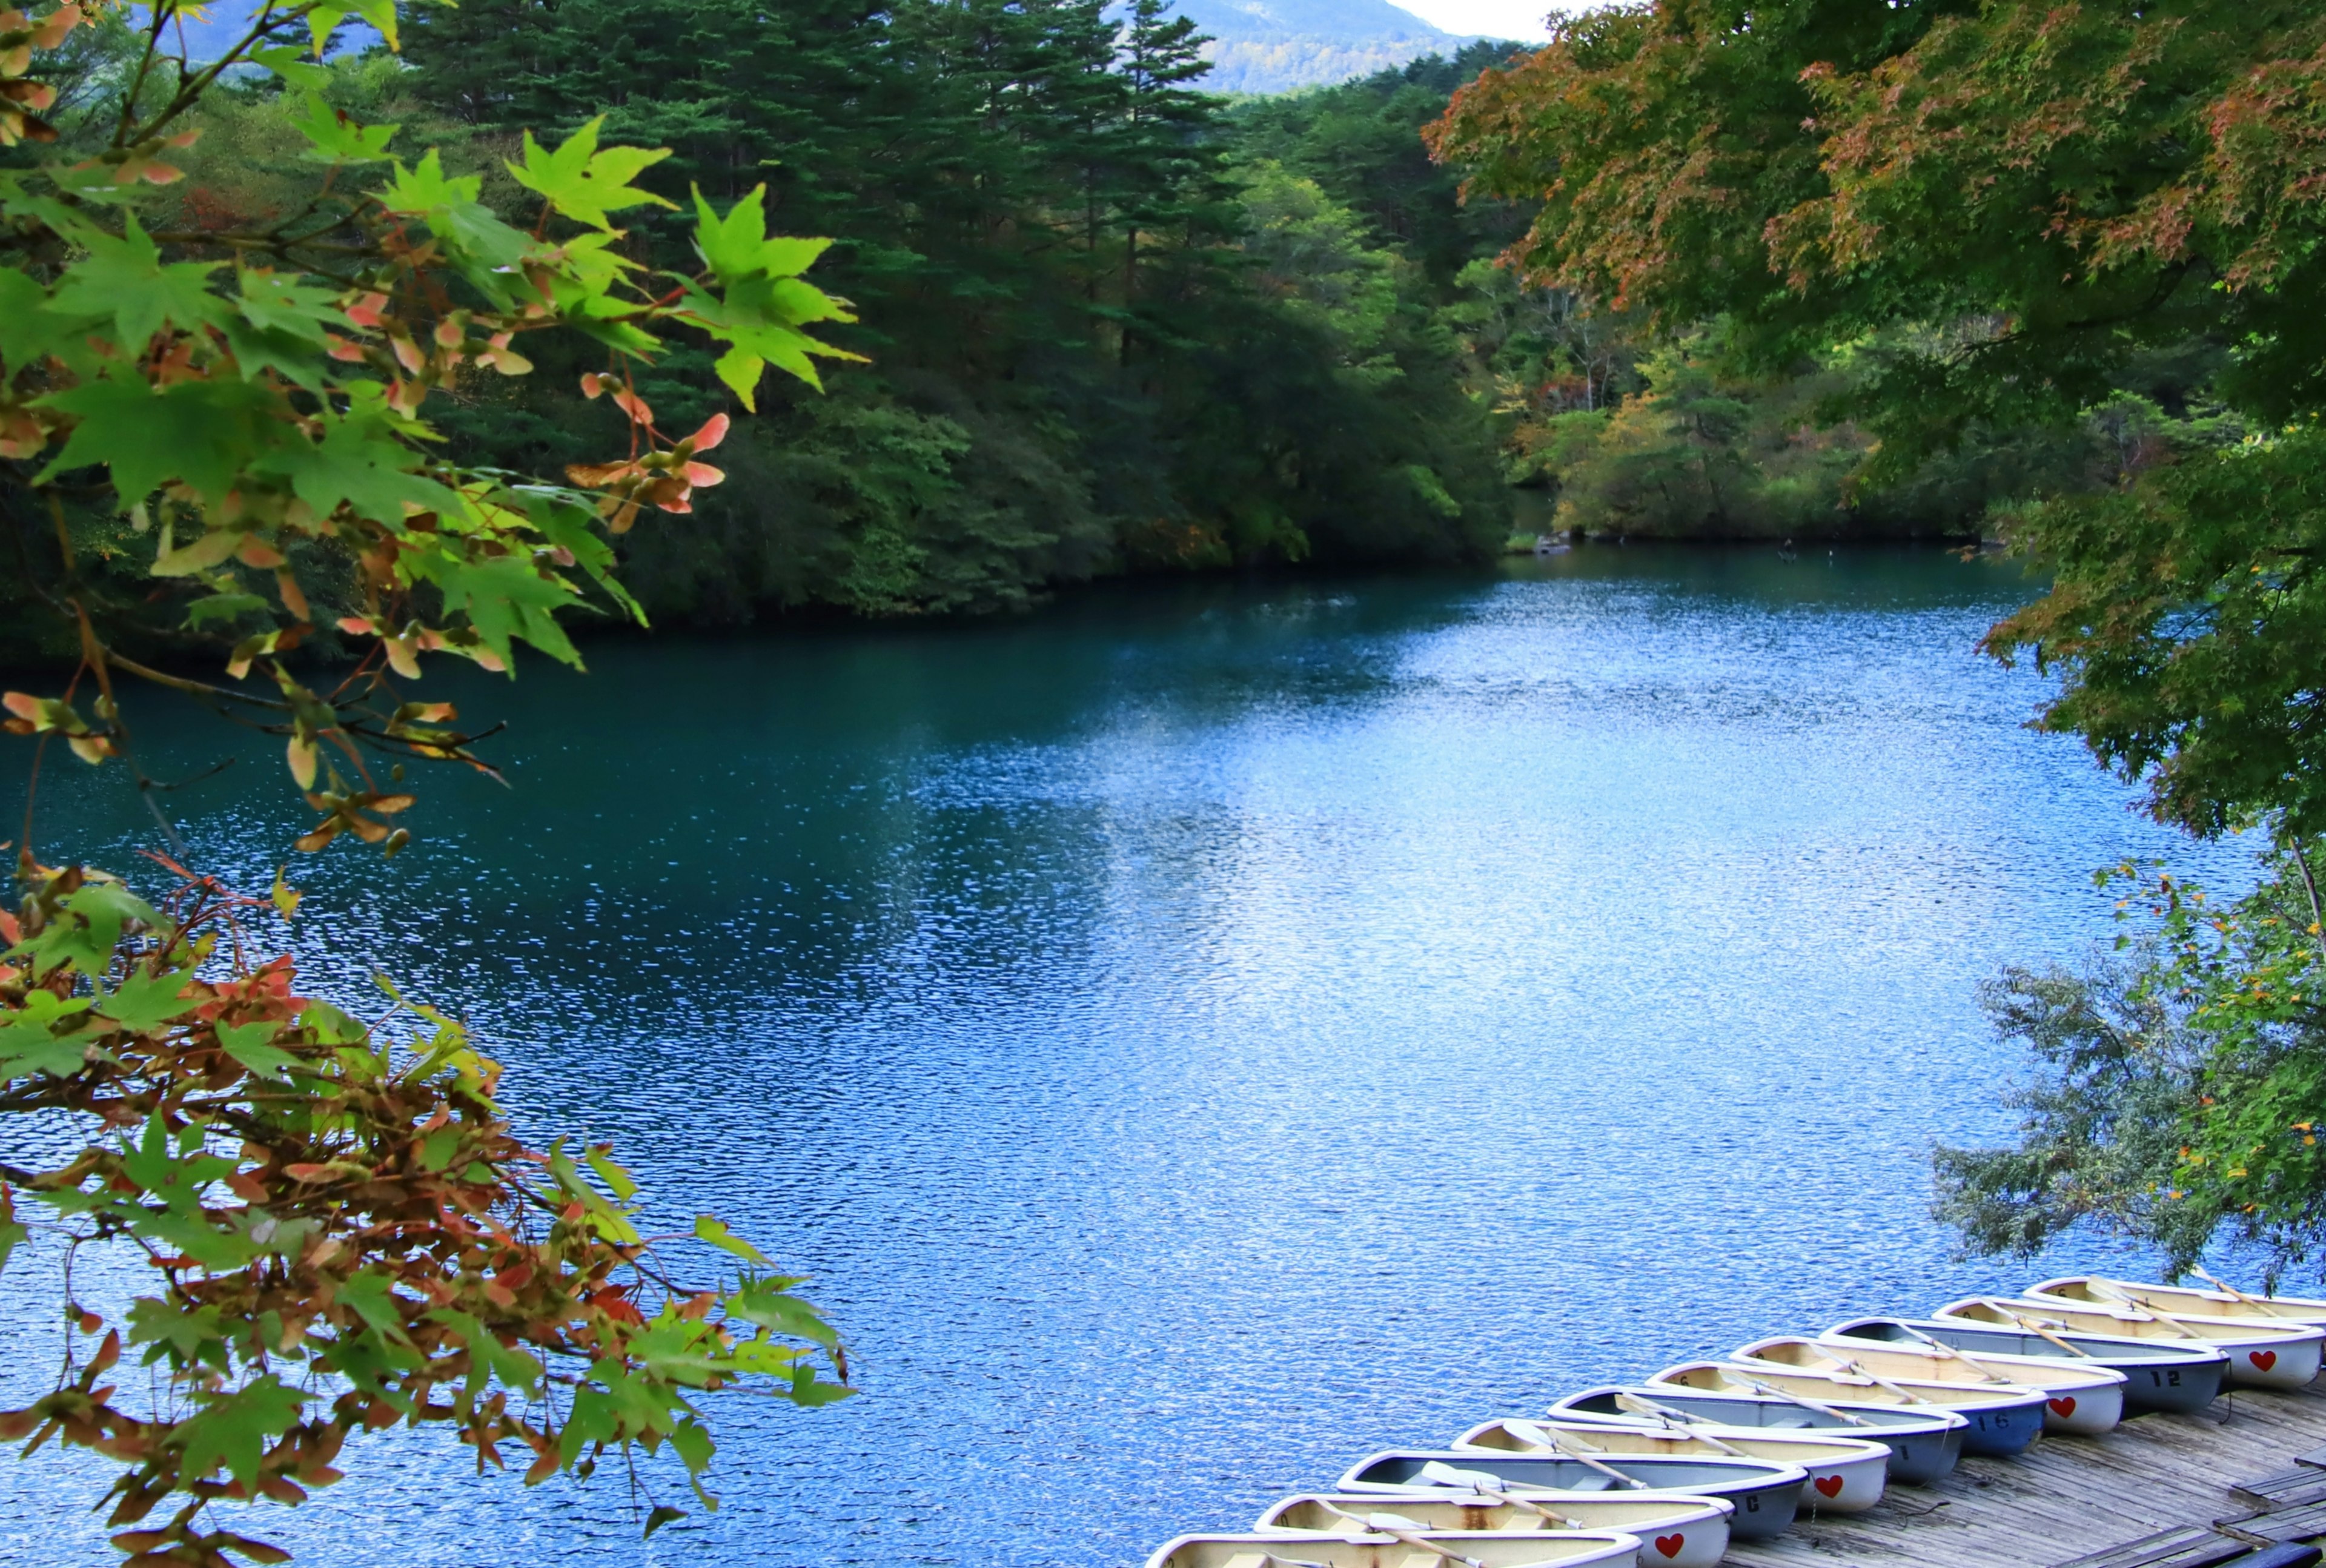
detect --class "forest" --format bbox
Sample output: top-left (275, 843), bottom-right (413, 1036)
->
top-left (5, 0), bottom-right (2159, 655)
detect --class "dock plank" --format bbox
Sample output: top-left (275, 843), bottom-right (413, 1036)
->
top-left (1719, 1385), bottom-right (2326, 1568)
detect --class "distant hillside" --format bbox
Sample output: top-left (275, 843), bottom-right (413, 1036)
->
top-left (1167, 0), bottom-right (1479, 93)
top-left (177, 0), bottom-right (1473, 96)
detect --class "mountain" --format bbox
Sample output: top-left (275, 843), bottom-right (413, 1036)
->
top-left (173, 0), bottom-right (1470, 98)
top-left (1166, 0), bottom-right (1478, 93)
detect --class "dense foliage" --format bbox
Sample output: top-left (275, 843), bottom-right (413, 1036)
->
top-left (1428, 0), bottom-right (2326, 1274)
top-left (376, 0), bottom-right (1513, 621)
top-left (2, 5), bottom-right (849, 1563)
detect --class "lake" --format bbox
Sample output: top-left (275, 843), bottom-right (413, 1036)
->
top-left (0, 546), bottom-right (2258, 1566)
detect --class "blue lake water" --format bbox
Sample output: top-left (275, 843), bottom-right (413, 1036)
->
top-left (0, 546), bottom-right (2258, 1566)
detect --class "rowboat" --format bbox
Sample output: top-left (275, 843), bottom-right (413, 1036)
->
top-left (1254, 1495), bottom-right (1734, 1568)
top-left (1647, 1358), bottom-right (2048, 1457)
top-left (1452, 1417), bottom-right (1889, 1513)
top-left (1936, 1294), bottom-right (2323, 1393)
top-left (1740, 1334), bottom-right (2126, 1435)
top-left (2030, 1273), bottom-right (2326, 1325)
top-left (1338, 1451), bottom-right (1809, 1541)
top-left (2021, 1277), bottom-right (2326, 1388)
top-left (1549, 1383), bottom-right (1967, 1484)
top-left (1142, 1530), bottom-right (1648, 1568)
top-left (1829, 1311), bottom-right (2227, 1415)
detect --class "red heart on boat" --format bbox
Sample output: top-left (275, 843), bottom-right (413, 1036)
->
top-left (2047, 1397), bottom-right (2076, 1417)
top-left (1814, 1474), bottom-right (1844, 1498)
top-left (2251, 1350), bottom-right (2279, 1371)
top-left (1654, 1536), bottom-right (1686, 1560)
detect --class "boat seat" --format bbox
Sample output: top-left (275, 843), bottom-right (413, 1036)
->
top-left (1219, 1556), bottom-right (1271, 1568)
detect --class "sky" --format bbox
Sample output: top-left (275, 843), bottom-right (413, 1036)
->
top-left (1397, 0), bottom-right (1559, 41)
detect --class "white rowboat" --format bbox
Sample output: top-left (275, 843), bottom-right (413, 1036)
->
top-left (1254, 1495), bottom-right (1733, 1568)
top-left (1737, 1335), bottom-right (2125, 1436)
top-left (1453, 1418), bottom-right (1889, 1513)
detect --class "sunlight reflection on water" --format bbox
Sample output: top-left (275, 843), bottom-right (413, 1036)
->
top-left (0, 547), bottom-right (2258, 1567)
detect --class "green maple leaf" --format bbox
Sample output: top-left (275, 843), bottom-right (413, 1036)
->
top-left (251, 399), bottom-right (462, 525)
top-left (691, 186), bottom-right (830, 285)
top-left (10, 882), bottom-right (159, 978)
top-left (172, 1375), bottom-right (309, 1486)
top-left (128, 1297), bottom-right (229, 1363)
top-left (379, 151), bottom-right (532, 282)
top-left (0, 990), bottom-right (99, 1077)
top-left (219, 268), bottom-right (345, 388)
top-left (37, 373), bottom-right (279, 506)
top-left (526, 492), bottom-right (643, 620)
top-left (427, 1308), bottom-right (546, 1397)
top-left (0, 270), bottom-right (83, 373)
top-left (508, 117), bottom-right (674, 233)
top-left (95, 966), bottom-right (197, 1031)
top-left (217, 1020), bottom-right (300, 1082)
top-left (42, 212), bottom-right (228, 354)
top-left (724, 1277), bottom-right (840, 1349)
top-left (425, 554), bottom-right (583, 669)
top-left (290, 90), bottom-right (398, 165)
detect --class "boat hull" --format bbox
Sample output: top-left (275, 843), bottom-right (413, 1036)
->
top-left (1145, 1532), bottom-right (1647, 1568)
top-left (1338, 1451), bottom-right (1807, 1541)
top-left (1647, 1361), bottom-right (2047, 1457)
top-left (1846, 1312), bottom-right (2228, 1416)
top-left (1453, 1420), bottom-right (1889, 1515)
top-left (1254, 1496), bottom-right (1734, 1568)
top-left (2017, 1286), bottom-right (2326, 1389)
top-left (1554, 1383), bottom-right (1969, 1484)
top-left (1741, 1335), bottom-right (2124, 1437)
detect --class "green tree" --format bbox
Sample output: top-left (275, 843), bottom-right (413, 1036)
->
top-left (1428, 0), bottom-right (2326, 1275)
top-left (1, 5), bottom-right (854, 1563)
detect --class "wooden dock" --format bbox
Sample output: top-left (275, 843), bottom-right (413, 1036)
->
top-left (1726, 1383), bottom-right (2326, 1568)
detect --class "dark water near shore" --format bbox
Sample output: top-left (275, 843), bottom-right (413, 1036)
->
top-left (0, 547), bottom-right (2259, 1566)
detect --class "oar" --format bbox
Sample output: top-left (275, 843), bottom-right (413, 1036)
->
top-left (2084, 1280), bottom-right (2224, 1343)
top-left (1503, 1420), bottom-right (1651, 1488)
top-left (1979, 1301), bottom-right (2096, 1358)
top-left (1883, 1323), bottom-right (2019, 1384)
top-left (2194, 1266), bottom-right (2305, 1320)
top-left (1311, 1501), bottom-right (1489, 1567)
top-left (1803, 1347), bottom-right (1939, 1406)
top-left (1721, 1371), bottom-right (1873, 1427)
top-left (1414, 1460), bottom-right (1586, 1527)
top-left (1610, 1393), bottom-right (1749, 1455)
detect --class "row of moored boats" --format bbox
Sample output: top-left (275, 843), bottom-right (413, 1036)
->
top-left (1145, 1273), bottom-right (2326, 1568)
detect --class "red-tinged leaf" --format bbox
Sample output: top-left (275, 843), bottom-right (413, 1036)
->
top-left (30, 4), bottom-right (85, 48)
top-left (686, 412), bottom-right (729, 452)
top-left (579, 372), bottom-right (605, 398)
top-left (344, 292), bottom-right (389, 328)
top-left (611, 386), bottom-right (652, 426)
top-left (683, 462), bottom-right (724, 487)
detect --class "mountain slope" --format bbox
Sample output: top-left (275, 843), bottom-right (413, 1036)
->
top-left (1168, 0), bottom-right (1476, 93)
